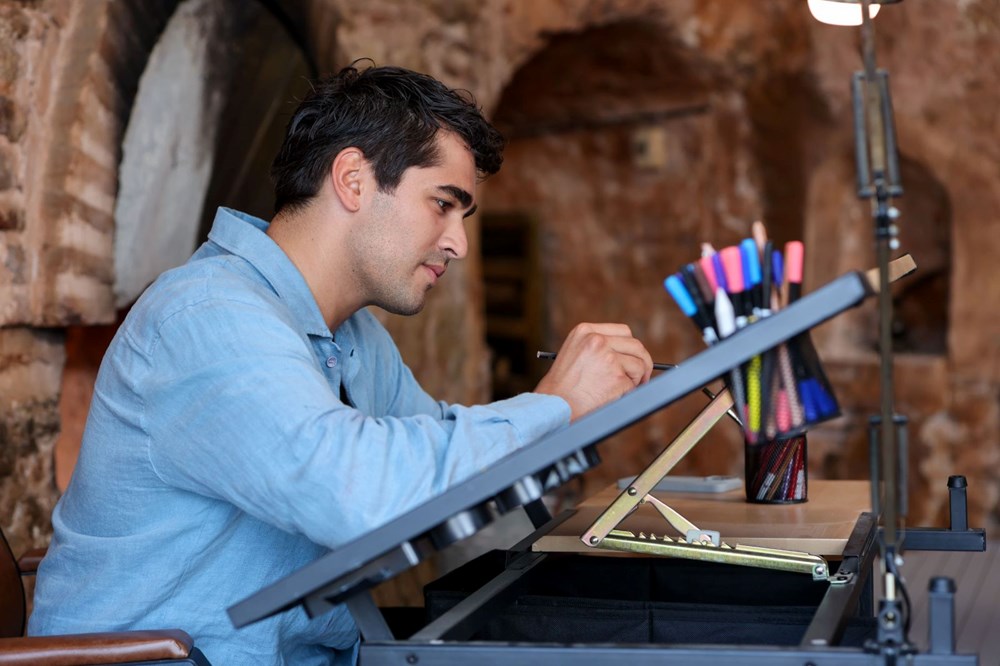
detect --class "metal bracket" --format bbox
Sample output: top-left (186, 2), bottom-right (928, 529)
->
top-left (602, 530), bottom-right (830, 581)
top-left (580, 391), bottom-right (735, 547)
top-left (579, 387), bottom-right (829, 581)
top-left (685, 529), bottom-right (721, 547)
top-left (829, 571), bottom-right (855, 586)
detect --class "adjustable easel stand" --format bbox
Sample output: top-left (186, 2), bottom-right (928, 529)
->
top-left (580, 255), bottom-right (919, 581)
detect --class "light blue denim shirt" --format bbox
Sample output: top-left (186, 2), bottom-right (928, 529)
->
top-left (29, 208), bottom-right (571, 664)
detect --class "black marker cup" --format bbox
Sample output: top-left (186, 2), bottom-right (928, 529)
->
top-left (745, 433), bottom-right (808, 504)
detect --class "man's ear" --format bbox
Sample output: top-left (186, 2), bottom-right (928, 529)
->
top-left (330, 147), bottom-right (366, 212)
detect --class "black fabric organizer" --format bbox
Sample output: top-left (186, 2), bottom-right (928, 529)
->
top-left (423, 550), bottom-right (877, 647)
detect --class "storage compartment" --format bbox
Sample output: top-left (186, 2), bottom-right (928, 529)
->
top-left (424, 551), bottom-right (876, 646)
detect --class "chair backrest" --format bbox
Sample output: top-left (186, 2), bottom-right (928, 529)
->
top-left (0, 526), bottom-right (26, 637)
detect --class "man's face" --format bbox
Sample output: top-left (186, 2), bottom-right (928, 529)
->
top-left (348, 131), bottom-right (478, 316)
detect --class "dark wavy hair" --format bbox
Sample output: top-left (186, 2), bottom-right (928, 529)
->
top-left (271, 61), bottom-right (505, 213)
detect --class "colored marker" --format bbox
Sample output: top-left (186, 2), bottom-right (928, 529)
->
top-left (760, 241), bottom-right (774, 318)
top-left (711, 252), bottom-right (728, 295)
top-left (719, 246), bottom-right (749, 328)
top-left (785, 241), bottom-right (805, 304)
top-left (681, 264), bottom-right (717, 333)
top-left (665, 274), bottom-right (717, 345)
top-left (740, 238), bottom-right (762, 315)
top-left (715, 287), bottom-right (750, 440)
top-left (691, 262), bottom-right (716, 306)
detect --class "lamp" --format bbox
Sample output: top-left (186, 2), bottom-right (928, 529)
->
top-left (807, 0), bottom-right (901, 26)
top-left (808, 0), bottom-right (914, 657)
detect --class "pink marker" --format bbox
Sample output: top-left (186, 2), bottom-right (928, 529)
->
top-left (719, 246), bottom-right (748, 324)
top-left (785, 241), bottom-right (805, 302)
top-left (699, 255), bottom-right (718, 293)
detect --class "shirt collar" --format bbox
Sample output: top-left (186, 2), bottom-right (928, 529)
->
top-left (207, 207), bottom-right (333, 339)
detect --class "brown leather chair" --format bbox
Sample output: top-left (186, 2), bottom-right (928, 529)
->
top-left (0, 527), bottom-right (210, 665)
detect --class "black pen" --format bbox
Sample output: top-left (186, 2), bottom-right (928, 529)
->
top-left (536, 351), bottom-right (675, 371)
top-left (536, 351), bottom-right (742, 425)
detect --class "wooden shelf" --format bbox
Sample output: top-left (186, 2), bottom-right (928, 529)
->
top-left (535, 479), bottom-right (871, 557)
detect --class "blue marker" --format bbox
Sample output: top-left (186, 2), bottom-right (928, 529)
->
top-left (665, 274), bottom-right (718, 344)
top-left (740, 238), bottom-right (762, 314)
top-left (665, 274), bottom-right (696, 317)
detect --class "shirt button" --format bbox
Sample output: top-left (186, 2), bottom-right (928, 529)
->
top-left (326, 356), bottom-right (337, 368)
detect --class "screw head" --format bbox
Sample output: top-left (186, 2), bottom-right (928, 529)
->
top-left (627, 487), bottom-right (637, 496)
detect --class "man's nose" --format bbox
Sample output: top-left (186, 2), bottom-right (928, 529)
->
top-left (441, 215), bottom-right (468, 260)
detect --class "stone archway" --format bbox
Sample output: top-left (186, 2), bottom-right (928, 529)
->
top-left (1, 0), bottom-right (181, 554)
top-left (482, 18), bottom-right (765, 503)
top-left (0, 0), bottom-right (316, 552)
top-left (55, 0), bottom-right (313, 492)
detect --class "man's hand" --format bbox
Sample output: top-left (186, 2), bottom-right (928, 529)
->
top-left (534, 323), bottom-right (653, 421)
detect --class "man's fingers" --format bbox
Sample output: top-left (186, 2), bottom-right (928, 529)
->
top-left (539, 322), bottom-right (655, 421)
top-left (570, 322), bottom-right (633, 339)
top-left (603, 336), bottom-right (654, 383)
top-left (618, 353), bottom-right (649, 386)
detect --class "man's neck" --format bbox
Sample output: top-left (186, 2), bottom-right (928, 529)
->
top-left (267, 205), bottom-right (362, 332)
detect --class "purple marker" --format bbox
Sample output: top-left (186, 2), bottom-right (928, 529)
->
top-left (711, 252), bottom-right (728, 294)
top-left (771, 249), bottom-right (784, 289)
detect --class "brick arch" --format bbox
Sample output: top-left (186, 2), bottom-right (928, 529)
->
top-left (1, 1), bottom-right (179, 327)
top-left (0, 0), bottom-right (180, 554)
top-left (0, 0), bottom-right (325, 552)
top-left (481, 15), bottom-right (771, 504)
top-left (8, 0), bottom-right (327, 327)
top-left (804, 147), bottom-right (951, 359)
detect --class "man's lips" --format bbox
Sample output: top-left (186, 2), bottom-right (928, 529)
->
top-left (423, 264), bottom-right (446, 283)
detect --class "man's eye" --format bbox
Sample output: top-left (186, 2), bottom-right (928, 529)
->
top-left (436, 199), bottom-right (451, 212)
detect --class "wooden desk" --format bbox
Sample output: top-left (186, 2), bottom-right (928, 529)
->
top-left (535, 479), bottom-right (870, 557)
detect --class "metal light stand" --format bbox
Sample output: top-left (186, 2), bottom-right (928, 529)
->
top-left (851, 1), bottom-right (913, 661)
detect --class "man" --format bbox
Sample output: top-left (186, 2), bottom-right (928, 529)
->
top-left (30, 64), bottom-right (652, 664)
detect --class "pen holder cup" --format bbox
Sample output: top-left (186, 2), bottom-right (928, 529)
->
top-left (726, 334), bottom-right (840, 445)
top-left (744, 433), bottom-right (808, 504)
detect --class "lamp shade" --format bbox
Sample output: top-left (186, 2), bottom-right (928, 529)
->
top-left (807, 0), bottom-right (880, 26)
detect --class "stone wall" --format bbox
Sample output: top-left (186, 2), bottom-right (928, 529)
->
top-left (0, 327), bottom-right (63, 552)
top-left (0, 0), bottom-right (179, 555)
top-left (803, 2), bottom-right (1000, 528)
top-left (1, 0), bottom-right (998, 558)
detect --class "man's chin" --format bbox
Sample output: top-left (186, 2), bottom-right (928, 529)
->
top-left (379, 299), bottom-right (426, 317)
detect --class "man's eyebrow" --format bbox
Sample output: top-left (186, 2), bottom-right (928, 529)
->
top-left (437, 185), bottom-right (473, 209)
top-left (437, 185), bottom-right (478, 218)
